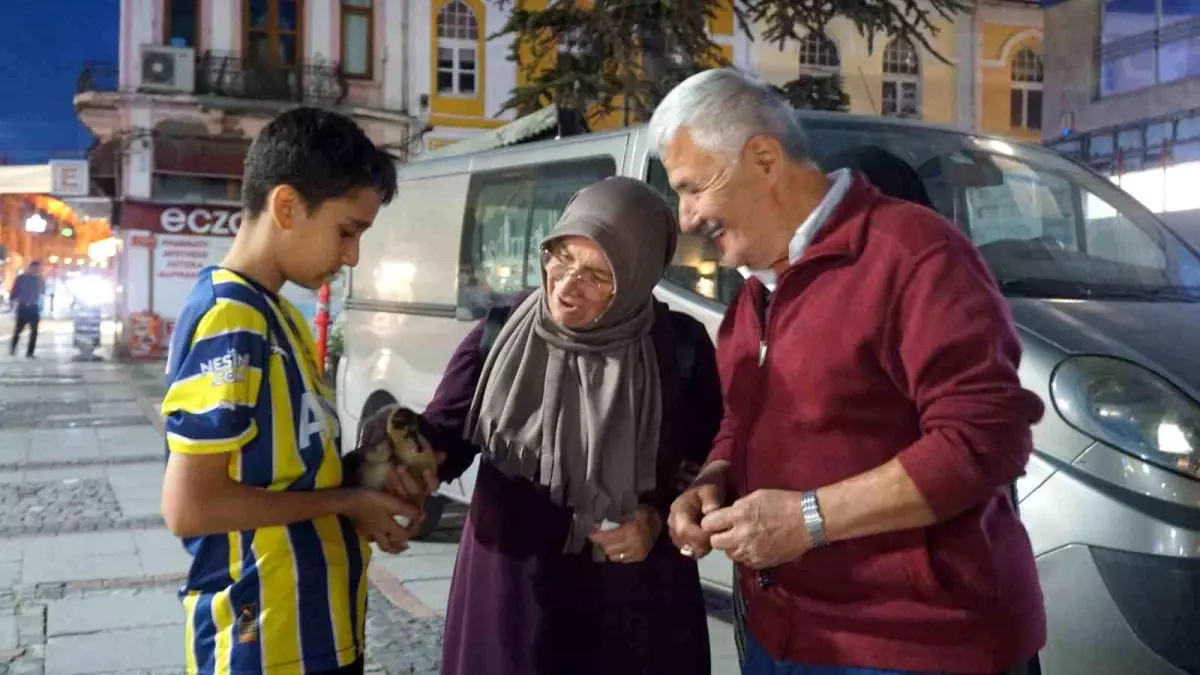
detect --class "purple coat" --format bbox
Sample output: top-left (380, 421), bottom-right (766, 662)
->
top-left (420, 298), bottom-right (723, 675)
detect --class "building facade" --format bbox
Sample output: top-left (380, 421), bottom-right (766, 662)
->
top-left (1043, 0), bottom-right (1200, 222)
top-left (75, 0), bottom-right (431, 357)
top-left (72, 0), bottom-right (1050, 357)
top-left (417, 0), bottom-right (755, 148)
top-left (754, 0), bottom-right (1047, 142)
top-left (76, 0), bottom-right (420, 208)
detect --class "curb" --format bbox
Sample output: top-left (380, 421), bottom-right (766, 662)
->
top-left (367, 562), bottom-right (439, 619)
top-left (29, 573), bottom-right (188, 596)
top-left (0, 454), bottom-right (162, 472)
top-left (0, 515), bottom-right (165, 538)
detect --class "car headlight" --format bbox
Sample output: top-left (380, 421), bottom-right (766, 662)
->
top-left (1050, 356), bottom-right (1200, 480)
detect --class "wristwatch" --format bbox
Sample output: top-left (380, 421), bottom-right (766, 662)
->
top-left (800, 490), bottom-right (829, 548)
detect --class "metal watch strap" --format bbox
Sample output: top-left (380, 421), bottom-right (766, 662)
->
top-left (800, 490), bottom-right (829, 548)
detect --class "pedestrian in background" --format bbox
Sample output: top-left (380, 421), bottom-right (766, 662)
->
top-left (8, 260), bottom-right (44, 358)
top-left (657, 69), bottom-right (1046, 675)
top-left (158, 107), bottom-right (427, 675)
top-left (356, 176), bottom-right (723, 675)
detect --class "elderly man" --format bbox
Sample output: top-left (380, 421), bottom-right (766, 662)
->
top-left (658, 69), bottom-right (1046, 675)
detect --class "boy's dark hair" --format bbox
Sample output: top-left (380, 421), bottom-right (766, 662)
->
top-left (242, 107), bottom-right (398, 218)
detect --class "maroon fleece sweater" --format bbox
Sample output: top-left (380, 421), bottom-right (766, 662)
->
top-left (710, 176), bottom-right (1047, 673)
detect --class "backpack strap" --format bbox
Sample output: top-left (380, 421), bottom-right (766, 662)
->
top-left (477, 303), bottom-right (513, 360)
top-left (667, 311), bottom-right (700, 387)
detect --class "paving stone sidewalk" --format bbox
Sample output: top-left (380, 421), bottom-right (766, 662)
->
top-left (0, 319), bottom-right (740, 674)
top-left (0, 320), bottom-right (458, 674)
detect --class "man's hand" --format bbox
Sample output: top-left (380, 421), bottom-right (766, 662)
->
top-left (343, 489), bottom-right (424, 555)
top-left (667, 460), bottom-right (729, 559)
top-left (587, 506), bottom-right (661, 563)
top-left (701, 489), bottom-right (812, 570)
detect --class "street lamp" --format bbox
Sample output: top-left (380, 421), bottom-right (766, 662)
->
top-left (24, 214), bottom-right (48, 234)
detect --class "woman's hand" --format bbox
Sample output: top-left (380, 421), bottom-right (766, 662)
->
top-left (587, 506), bottom-right (662, 563)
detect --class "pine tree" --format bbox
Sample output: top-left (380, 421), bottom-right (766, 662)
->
top-left (490, 0), bottom-right (971, 125)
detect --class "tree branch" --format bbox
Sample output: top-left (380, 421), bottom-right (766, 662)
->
top-left (485, 0), bottom-right (973, 123)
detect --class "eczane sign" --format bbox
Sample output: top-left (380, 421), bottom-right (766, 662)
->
top-left (120, 201), bottom-right (243, 237)
top-left (160, 206), bottom-right (242, 235)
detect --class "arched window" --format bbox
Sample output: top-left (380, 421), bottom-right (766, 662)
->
top-left (882, 37), bottom-right (920, 118)
top-left (798, 33), bottom-right (840, 75)
top-left (436, 0), bottom-right (478, 96)
top-left (1010, 47), bottom-right (1044, 131)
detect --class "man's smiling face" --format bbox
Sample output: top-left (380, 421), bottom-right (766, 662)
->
top-left (659, 128), bottom-right (784, 270)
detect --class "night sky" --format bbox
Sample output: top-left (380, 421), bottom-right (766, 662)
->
top-left (0, 0), bottom-right (119, 165)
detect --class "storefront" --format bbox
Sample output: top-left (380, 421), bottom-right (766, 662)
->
top-left (113, 200), bottom-right (345, 359)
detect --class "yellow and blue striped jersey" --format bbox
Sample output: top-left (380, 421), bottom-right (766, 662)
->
top-left (161, 266), bottom-right (370, 675)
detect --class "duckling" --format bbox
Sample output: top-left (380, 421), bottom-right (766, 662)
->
top-left (358, 406), bottom-right (439, 490)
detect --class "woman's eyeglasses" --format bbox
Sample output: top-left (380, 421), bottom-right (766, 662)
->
top-left (540, 245), bottom-right (614, 296)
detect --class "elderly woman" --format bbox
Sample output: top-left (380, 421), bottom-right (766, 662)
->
top-left (364, 176), bottom-right (722, 674)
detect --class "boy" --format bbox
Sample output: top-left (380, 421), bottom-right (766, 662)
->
top-left (160, 107), bottom-right (423, 675)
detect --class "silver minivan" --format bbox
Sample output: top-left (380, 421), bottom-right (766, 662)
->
top-left (337, 111), bottom-right (1200, 675)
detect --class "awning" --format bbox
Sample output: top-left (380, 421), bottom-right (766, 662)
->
top-left (155, 136), bottom-right (249, 177)
top-left (0, 165), bottom-right (53, 195)
top-left (422, 104), bottom-right (589, 160)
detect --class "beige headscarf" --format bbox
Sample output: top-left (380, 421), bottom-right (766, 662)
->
top-left (463, 176), bottom-right (679, 553)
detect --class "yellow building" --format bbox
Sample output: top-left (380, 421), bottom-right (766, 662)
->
top-left (411, 0), bottom-right (1045, 151)
top-left (753, 0), bottom-right (1046, 142)
top-left (417, 0), bottom-right (756, 150)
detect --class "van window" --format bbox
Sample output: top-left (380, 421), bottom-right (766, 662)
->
top-left (963, 154), bottom-right (1167, 272)
top-left (459, 156), bottom-right (616, 316)
top-left (801, 120), bottom-right (1200, 299)
top-left (646, 158), bottom-right (746, 306)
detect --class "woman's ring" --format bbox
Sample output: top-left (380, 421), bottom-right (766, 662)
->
top-left (618, 553), bottom-right (626, 561)
top-left (680, 545), bottom-right (694, 557)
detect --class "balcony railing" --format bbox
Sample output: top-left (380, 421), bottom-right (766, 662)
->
top-left (196, 51), bottom-right (348, 106)
top-left (75, 52), bottom-right (349, 106)
top-left (76, 62), bottom-right (120, 94)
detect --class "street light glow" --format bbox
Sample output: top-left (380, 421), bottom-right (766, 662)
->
top-left (24, 214), bottom-right (48, 233)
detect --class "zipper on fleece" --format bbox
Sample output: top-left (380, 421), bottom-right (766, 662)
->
top-left (758, 286), bottom-right (775, 368)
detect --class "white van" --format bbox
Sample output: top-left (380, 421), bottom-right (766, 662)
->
top-left (338, 112), bottom-right (1200, 675)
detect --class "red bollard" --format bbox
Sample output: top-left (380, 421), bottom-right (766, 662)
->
top-left (315, 283), bottom-right (331, 376)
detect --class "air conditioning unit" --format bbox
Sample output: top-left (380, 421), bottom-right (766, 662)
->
top-left (139, 44), bottom-right (195, 94)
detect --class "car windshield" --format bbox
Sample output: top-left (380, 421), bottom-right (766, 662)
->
top-left (803, 120), bottom-right (1200, 302)
top-left (649, 120), bottom-right (1200, 305)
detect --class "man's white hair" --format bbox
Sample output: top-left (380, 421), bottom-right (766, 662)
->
top-left (647, 68), bottom-right (809, 164)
